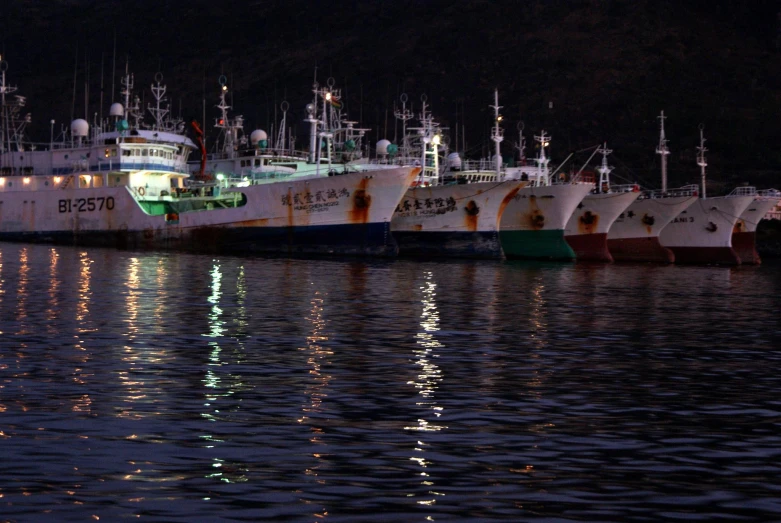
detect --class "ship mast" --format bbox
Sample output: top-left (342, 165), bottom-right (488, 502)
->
top-left (515, 122), bottom-right (526, 165)
top-left (276, 100), bottom-right (289, 151)
top-left (1, 55), bottom-right (16, 154)
top-left (490, 88), bottom-right (504, 179)
top-left (597, 142), bottom-right (613, 193)
top-left (696, 123), bottom-right (707, 199)
top-left (656, 110), bottom-right (669, 193)
top-left (147, 72), bottom-right (169, 132)
top-left (0, 56), bottom-right (29, 156)
top-left (534, 130), bottom-right (551, 186)
top-left (214, 75), bottom-right (243, 158)
top-left (418, 94), bottom-right (440, 185)
top-left (393, 93), bottom-right (414, 159)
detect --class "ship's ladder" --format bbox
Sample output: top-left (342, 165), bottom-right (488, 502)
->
top-left (59, 175), bottom-right (74, 189)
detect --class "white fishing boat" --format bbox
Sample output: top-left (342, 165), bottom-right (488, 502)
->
top-left (564, 144), bottom-right (641, 262)
top-left (659, 124), bottom-right (754, 265)
top-left (187, 76), bottom-right (418, 255)
top-left (0, 60), bottom-right (416, 255)
top-left (499, 129), bottom-right (593, 260)
top-left (384, 91), bottom-right (524, 258)
top-left (607, 112), bottom-right (698, 263)
top-left (732, 189), bottom-right (781, 265)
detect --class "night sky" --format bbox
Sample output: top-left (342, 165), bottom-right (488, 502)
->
top-left (3, 0), bottom-right (781, 190)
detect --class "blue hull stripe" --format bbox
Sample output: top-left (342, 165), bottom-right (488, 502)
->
top-left (394, 230), bottom-right (503, 259)
top-left (0, 222), bottom-right (398, 257)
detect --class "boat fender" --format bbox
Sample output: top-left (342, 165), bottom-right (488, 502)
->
top-left (633, 184), bottom-right (640, 192)
top-left (138, 187), bottom-right (146, 196)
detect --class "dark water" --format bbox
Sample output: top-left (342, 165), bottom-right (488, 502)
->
top-left (2, 242), bottom-right (781, 522)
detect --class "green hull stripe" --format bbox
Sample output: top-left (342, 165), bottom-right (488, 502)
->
top-left (500, 229), bottom-right (576, 260)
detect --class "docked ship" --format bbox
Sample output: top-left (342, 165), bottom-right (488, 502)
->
top-left (731, 189), bottom-right (781, 265)
top-left (0, 60), bottom-right (416, 255)
top-left (658, 124), bottom-right (755, 265)
top-left (499, 129), bottom-right (594, 260)
top-left (186, 76), bottom-right (418, 255)
top-left (384, 91), bottom-right (524, 258)
top-left (563, 144), bottom-right (641, 262)
top-left (607, 112), bottom-right (698, 263)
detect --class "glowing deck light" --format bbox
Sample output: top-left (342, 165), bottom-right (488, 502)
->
top-left (23, 177), bottom-right (30, 185)
top-left (53, 176), bottom-right (61, 184)
top-left (216, 173), bottom-right (225, 181)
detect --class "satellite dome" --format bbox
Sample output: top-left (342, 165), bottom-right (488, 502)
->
top-left (109, 103), bottom-right (124, 117)
top-left (376, 139), bottom-right (391, 155)
top-left (70, 118), bottom-right (89, 137)
top-left (250, 129), bottom-right (267, 144)
top-left (447, 152), bottom-right (462, 170)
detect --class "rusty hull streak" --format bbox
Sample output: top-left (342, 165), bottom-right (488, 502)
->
top-left (526, 195), bottom-right (545, 230)
top-left (413, 224), bottom-right (423, 231)
top-left (286, 187), bottom-right (294, 228)
top-left (577, 211), bottom-right (600, 235)
top-left (408, 166), bottom-right (423, 186)
top-left (349, 177), bottom-right (372, 224)
top-left (464, 200), bottom-right (480, 232)
top-left (498, 185), bottom-right (522, 227)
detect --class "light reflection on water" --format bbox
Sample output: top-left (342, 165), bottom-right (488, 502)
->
top-left (1, 242), bottom-right (781, 521)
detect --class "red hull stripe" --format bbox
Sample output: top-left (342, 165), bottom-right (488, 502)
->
top-left (566, 233), bottom-right (613, 262)
top-left (668, 246), bottom-right (742, 266)
top-left (731, 231), bottom-right (761, 265)
top-left (607, 237), bottom-right (675, 263)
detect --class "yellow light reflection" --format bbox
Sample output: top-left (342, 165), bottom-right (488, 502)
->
top-left (298, 288), bottom-right (332, 519)
top-left (16, 248), bottom-right (30, 331)
top-left (405, 271), bottom-right (446, 507)
top-left (299, 291), bottom-right (331, 424)
top-left (46, 248), bottom-right (60, 331)
top-left (76, 251), bottom-right (92, 325)
top-left (526, 278), bottom-right (548, 400)
top-left (116, 258), bottom-right (144, 420)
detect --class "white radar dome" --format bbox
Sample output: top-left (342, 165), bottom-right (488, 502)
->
top-left (70, 119), bottom-right (89, 137)
top-left (109, 103), bottom-right (124, 117)
top-left (447, 152), bottom-right (462, 170)
top-left (250, 129), bottom-right (268, 143)
top-left (376, 139), bottom-right (391, 155)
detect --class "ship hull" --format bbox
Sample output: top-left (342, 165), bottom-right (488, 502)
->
top-left (731, 198), bottom-right (780, 265)
top-left (0, 167), bottom-right (417, 256)
top-left (659, 195), bottom-right (755, 265)
top-left (607, 195), bottom-right (697, 262)
top-left (499, 183), bottom-right (594, 260)
top-left (390, 181), bottom-right (523, 258)
top-left (565, 191), bottom-right (640, 262)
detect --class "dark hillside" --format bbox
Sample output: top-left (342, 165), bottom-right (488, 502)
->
top-left (3, 0), bottom-right (780, 190)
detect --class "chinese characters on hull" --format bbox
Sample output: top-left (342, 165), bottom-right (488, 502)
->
top-left (395, 196), bottom-right (457, 217)
top-left (281, 187), bottom-right (352, 213)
